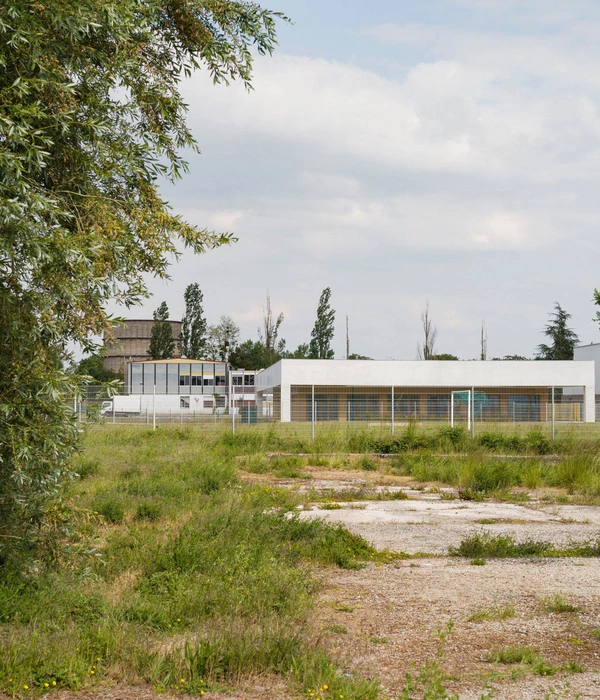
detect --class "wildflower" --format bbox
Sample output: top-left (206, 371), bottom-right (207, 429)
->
top-left (24, 686), bottom-right (29, 690)
top-left (180, 679), bottom-right (185, 683)
top-left (52, 681), bottom-right (56, 686)
top-left (90, 671), bottom-right (95, 675)
top-left (44, 683), bottom-right (49, 688)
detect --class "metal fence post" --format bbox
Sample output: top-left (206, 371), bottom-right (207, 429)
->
top-left (391, 386), bottom-right (395, 435)
top-left (311, 385), bottom-right (315, 441)
top-left (552, 386), bottom-right (555, 440)
top-left (471, 386), bottom-right (475, 438)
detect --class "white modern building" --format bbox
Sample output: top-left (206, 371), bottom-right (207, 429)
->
top-left (255, 360), bottom-right (595, 424)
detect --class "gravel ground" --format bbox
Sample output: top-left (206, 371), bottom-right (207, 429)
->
top-left (301, 497), bottom-right (600, 554)
top-left (296, 472), bottom-right (600, 699)
top-left (318, 557), bottom-right (600, 699)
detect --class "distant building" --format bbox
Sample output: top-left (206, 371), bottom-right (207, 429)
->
top-left (123, 359), bottom-right (260, 415)
top-left (572, 343), bottom-right (600, 417)
top-left (256, 359), bottom-right (595, 423)
top-left (102, 319), bottom-right (182, 374)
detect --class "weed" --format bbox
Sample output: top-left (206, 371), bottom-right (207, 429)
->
top-left (335, 604), bottom-right (354, 613)
top-left (325, 624), bottom-right (347, 634)
top-left (489, 645), bottom-right (555, 675)
top-left (470, 558), bottom-right (486, 566)
top-left (134, 502), bottom-right (163, 522)
top-left (450, 532), bottom-right (600, 559)
top-left (319, 502), bottom-right (341, 510)
top-left (469, 605), bottom-right (515, 622)
top-left (73, 457), bottom-right (100, 479)
top-left (563, 661), bottom-right (584, 673)
top-left (358, 456), bottom-right (378, 471)
top-left (92, 496), bottom-right (125, 524)
top-left (542, 595), bottom-right (580, 613)
top-left (369, 636), bottom-right (388, 644)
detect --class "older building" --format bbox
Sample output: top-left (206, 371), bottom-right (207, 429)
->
top-left (102, 319), bottom-right (182, 374)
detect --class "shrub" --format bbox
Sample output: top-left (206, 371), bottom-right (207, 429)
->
top-left (135, 502), bottom-right (163, 522)
top-left (93, 496), bottom-right (125, 524)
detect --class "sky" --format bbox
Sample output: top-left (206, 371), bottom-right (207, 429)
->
top-left (115, 0), bottom-right (600, 360)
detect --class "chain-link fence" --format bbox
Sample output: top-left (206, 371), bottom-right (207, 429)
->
top-left (69, 383), bottom-right (600, 441)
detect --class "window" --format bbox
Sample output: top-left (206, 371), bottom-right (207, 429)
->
top-left (215, 365), bottom-right (226, 386)
top-left (244, 374), bottom-right (255, 386)
top-left (167, 364), bottom-right (179, 394)
top-left (232, 375), bottom-right (243, 386)
top-left (180, 396), bottom-right (190, 409)
top-left (130, 363), bottom-right (142, 393)
top-left (203, 377), bottom-right (214, 386)
top-left (155, 364), bottom-right (167, 394)
top-left (179, 363), bottom-right (190, 386)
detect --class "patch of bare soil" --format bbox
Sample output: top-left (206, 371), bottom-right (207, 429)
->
top-left (317, 558), bottom-right (600, 698)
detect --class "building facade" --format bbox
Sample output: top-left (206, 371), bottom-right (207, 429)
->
top-left (103, 319), bottom-right (182, 374)
top-left (255, 360), bottom-right (595, 424)
top-left (125, 359), bottom-right (259, 414)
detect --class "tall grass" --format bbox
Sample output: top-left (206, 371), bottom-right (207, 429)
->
top-left (0, 427), bottom-right (381, 697)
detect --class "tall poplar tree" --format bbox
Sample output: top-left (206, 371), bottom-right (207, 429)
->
top-left (181, 283), bottom-right (207, 359)
top-left (309, 287), bottom-right (336, 359)
top-left (148, 302), bottom-right (175, 359)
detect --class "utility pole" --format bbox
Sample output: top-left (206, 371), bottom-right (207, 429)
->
top-left (346, 315), bottom-right (350, 359)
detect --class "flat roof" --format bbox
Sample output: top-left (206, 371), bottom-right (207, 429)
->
top-left (133, 358), bottom-right (227, 365)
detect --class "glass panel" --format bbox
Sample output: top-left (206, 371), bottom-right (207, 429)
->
top-left (191, 363), bottom-right (203, 393)
top-left (215, 365), bottom-right (226, 387)
top-left (131, 364), bottom-right (143, 394)
top-left (143, 364), bottom-right (155, 394)
top-left (244, 374), bottom-right (255, 386)
top-left (179, 363), bottom-right (190, 386)
top-left (155, 364), bottom-right (167, 394)
top-left (232, 375), bottom-right (242, 386)
top-left (168, 364), bottom-right (179, 394)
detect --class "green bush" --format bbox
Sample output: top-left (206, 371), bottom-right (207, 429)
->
top-left (134, 502), bottom-right (163, 522)
top-left (92, 496), bottom-right (125, 524)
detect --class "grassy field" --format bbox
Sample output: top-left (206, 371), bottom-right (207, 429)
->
top-left (0, 426), bottom-right (389, 699)
top-left (2, 422), bottom-right (600, 698)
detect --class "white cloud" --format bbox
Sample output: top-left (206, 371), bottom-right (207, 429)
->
top-left (125, 9), bottom-right (600, 360)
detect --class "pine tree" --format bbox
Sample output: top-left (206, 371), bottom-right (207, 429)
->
top-left (148, 302), bottom-right (175, 359)
top-left (536, 303), bottom-right (579, 360)
top-left (181, 283), bottom-right (207, 359)
top-left (309, 287), bottom-right (335, 359)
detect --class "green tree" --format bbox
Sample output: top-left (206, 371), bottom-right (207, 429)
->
top-left (148, 302), bottom-right (175, 359)
top-left (207, 316), bottom-right (240, 361)
top-left (309, 287), bottom-right (335, 359)
top-left (229, 340), bottom-right (267, 370)
top-left (536, 303), bottom-right (579, 360)
top-left (284, 343), bottom-right (310, 359)
top-left (431, 353), bottom-right (459, 360)
top-left (181, 283), bottom-right (207, 359)
top-left (76, 354), bottom-right (122, 383)
top-left (0, 0), bottom-right (283, 566)
top-left (348, 353), bottom-right (372, 360)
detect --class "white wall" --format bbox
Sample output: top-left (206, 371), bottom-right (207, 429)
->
top-left (574, 344), bottom-right (600, 395)
top-left (256, 360), bottom-right (596, 422)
